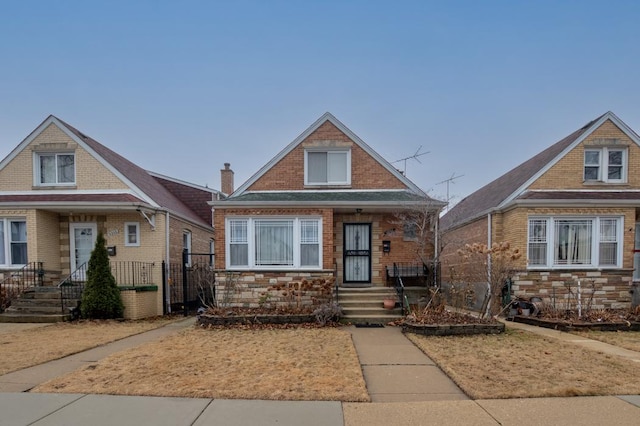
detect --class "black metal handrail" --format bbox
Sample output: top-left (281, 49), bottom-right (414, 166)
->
top-left (58, 263), bottom-right (88, 314)
top-left (393, 263), bottom-right (407, 315)
top-left (0, 262), bottom-right (44, 312)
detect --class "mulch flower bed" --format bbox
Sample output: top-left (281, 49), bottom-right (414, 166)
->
top-left (512, 308), bottom-right (640, 332)
top-left (197, 306), bottom-right (328, 328)
top-left (400, 306), bottom-right (505, 336)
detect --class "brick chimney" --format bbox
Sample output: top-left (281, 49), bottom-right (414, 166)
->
top-left (221, 163), bottom-right (234, 195)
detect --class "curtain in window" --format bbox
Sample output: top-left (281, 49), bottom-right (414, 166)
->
top-left (58, 155), bottom-right (75, 183)
top-left (255, 220), bottom-right (293, 266)
top-left (300, 220), bottom-right (319, 266)
top-left (527, 219), bottom-right (547, 265)
top-left (10, 221), bottom-right (27, 265)
top-left (308, 152), bottom-right (327, 183)
top-left (327, 152), bottom-right (347, 182)
top-left (229, 220), bottom-right (248, 266)
top-left (554, 220), bottom-right (592, 265)
top-left (599, 219), bottom-right (617, 265)
top-left (40, 155), bottom-right (56, 183)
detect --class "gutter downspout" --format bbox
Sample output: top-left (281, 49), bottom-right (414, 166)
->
top-left (486, 213), bottom-right (492, 317)
top-left (165, 211), bottom-right (171, 314)
top-left (434, 210), bottom-right (440, 287)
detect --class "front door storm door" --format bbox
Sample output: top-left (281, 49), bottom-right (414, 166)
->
top-left (70, 223), bottom-right (97, 280)
top-left (343, 223), bottom-right (371, 283)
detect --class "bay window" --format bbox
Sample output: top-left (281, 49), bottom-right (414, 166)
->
top-left (527, 216), bottom-right (622, 268)
top-left (227, 217), bottom-right (322, 269)
top-left (0, 219), bottom-right (27, 266)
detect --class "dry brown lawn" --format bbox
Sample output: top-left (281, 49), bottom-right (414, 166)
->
top-left (406, 328), bottom-right (640, 399)
top-left (33, 327), bottom-right (369, 402)
top-left (570, 330), bottom-right (640, 353)
top-left (0, 317), bottom-right (177, 375)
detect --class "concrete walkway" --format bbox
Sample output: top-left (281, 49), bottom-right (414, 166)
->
top-left (0, 318), bottom-right (639, 425)
top-left (346, 325), bottom-right (467, 402)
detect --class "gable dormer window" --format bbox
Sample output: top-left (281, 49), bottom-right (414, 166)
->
top-left (304, 149), bottom-right (351, 185)
top-left (584, 148), bottom-right (626, 183)
top-left (35, 153), bottom-right (75, 185)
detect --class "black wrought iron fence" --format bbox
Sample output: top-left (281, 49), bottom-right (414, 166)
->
top-left (110, 261), bottom-right (155, 286)
top-left (164, 251), bottom-right (216, 316)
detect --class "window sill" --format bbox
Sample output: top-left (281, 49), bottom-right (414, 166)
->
top-left (582, 181), bottom-right (628, 186)
top-left (32, 185), bottom-right (77, 190)
top-left (303, 184), bottom-right (352, 189)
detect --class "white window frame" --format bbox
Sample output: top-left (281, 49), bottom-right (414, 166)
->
top-left (527, 216), bottom-right (623, 269)
top-left (0, 218), bottom-right (28, 267)
top-left (124, 222), bottom-right (140, 247)
top-left (225, 216), bottom-right (323, 269)
top-left (33, 152), bottom-right (76, 186)
top-left (304, 149), bottom-right (351, 186)
top-left (583, 147), bottom-right (627, 183)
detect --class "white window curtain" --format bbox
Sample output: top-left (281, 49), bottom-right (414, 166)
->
top-left (527, 219), bottom-right (547, 265)
top-left (554, 220), bottom-right (592, 265)
top-left (229, 220), bottom-right (248, 266)
top-left (58, 154), bottom-right (75, 183)
top-left (255, 220), bottom-right (293, 266)
top-left (39, 155), bottom-right (56, 184)
top-left (327, 152), bottom-right (347, 182)
top-left (300, 220), bottom-right (319, 266)
top-left (307, 152), bottom-right (327, 183)
top-left (9, 221), bottom-right (27, 265)
top-left (599, 219), bottom-right (618, 266)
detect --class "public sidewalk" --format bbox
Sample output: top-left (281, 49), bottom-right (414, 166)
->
top-left (0, 318), bottom-right (639, 425)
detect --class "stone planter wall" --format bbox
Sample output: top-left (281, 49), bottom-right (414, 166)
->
top-left (214, 270), bottom-right (335, 308)
top-left (511, 270), bottom-right (632, 310)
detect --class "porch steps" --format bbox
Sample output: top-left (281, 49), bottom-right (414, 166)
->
top-left (0, 287), bottom-right (78, 323)
top-left (337, 286), bottom-right (403, 324)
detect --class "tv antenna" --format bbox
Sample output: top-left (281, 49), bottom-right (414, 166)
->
top-left (436, 173), bottom-right (464, 210)
top-left (391, 145), bottom-right (430, 176)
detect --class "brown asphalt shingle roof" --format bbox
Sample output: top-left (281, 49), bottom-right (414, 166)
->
top-left (441, 114), bottom-right (605, 230)
top-left (55, 117), bottom-right (211, 228)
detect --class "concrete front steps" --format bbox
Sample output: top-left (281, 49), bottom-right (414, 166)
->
top-left (0, 287), bottom-right (78, 323)
top-left (337, 286), bottom-right (403, 324)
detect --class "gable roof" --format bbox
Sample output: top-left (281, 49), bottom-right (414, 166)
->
top-left (441, 111), bottom-right (640, 230)
top-left (231, 112), bottom-right (429, 198)
top-left (0, 115), bottom-right (212, 228)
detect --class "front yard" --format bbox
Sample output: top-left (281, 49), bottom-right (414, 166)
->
top-left (4, 318), bottom-right (640, 401)
top-left (0, 317), bottom-right (177, 376)
top-left (32, 327), bottom-right (370, 401)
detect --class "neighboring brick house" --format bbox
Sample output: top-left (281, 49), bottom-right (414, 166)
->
top-left (440, 111), bottom-right (640, 309)
top-left (0, 115), bottom-right (218, 318)
top-left (211, 112), bottom-right (445, 306)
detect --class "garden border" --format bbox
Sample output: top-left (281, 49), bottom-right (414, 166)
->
top-left (512, 315), bottom-right (640, 332)
top-left (197, 313), bottom-right (315, 326)
top-left (402, 322), bottom-right (505, 336)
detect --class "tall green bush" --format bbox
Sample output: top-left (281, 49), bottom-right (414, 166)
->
top-left (81, 232), bottom-right (124, 319)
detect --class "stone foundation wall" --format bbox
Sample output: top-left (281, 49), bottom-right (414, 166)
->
top-left (214, 270), bottom-right (335, 308)
top-left (511, 270), bottom-right (633, 310)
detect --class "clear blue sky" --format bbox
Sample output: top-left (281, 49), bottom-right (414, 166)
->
top-left (2, 0), bottom-right (640, 206)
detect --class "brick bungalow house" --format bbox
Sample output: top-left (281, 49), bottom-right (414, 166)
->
top-left (440, 111), bottom-right (640, 310)
top-left (210, 113), bottom-right (445, 310)
top-left (0, 115), bottom-right (218, 320)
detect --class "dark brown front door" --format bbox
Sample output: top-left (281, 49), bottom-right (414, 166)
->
top-left (343, 223), bottom-right (371, 283)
